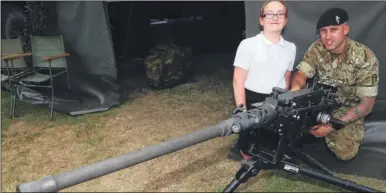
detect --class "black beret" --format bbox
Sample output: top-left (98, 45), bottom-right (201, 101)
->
top-left (317, 8), bottom-right (349, 29)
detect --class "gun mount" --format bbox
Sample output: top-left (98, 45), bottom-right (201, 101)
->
top-left (16, 84), bottom-right (380, 193)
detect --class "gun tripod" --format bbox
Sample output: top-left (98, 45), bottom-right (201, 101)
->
top-left (223, 133), bottom-right (380, 193)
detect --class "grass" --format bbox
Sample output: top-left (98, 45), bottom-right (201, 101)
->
top-left (1, 60), bottom-right (385, 192)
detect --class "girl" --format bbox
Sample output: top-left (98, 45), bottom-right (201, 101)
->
top-left (229, 0), bottom-right (297, 160)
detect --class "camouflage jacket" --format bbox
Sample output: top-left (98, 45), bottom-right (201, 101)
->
top-left (296, 37), bottom-right (379, 108)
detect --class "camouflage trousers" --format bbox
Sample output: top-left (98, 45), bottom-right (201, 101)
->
top-left (324, 108), bottom-right (365, 161)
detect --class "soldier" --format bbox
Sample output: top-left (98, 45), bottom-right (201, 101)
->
top-left (291, 8), bottom-right (379, 161)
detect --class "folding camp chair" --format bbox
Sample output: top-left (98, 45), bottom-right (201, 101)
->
top-left (1, 37), bottom-right (33, 118)
top-left (17, 35), bottom-right (71, 119)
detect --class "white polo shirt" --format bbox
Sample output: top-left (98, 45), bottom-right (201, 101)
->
top-left (233, 32), bottom-right (297, 94)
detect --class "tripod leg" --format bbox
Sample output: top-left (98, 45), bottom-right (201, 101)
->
top-left (222, 160), bottom-right (264, 193)
top-left (288, 141), bottom-right (334, 176)
top-left (300, 151), bottom-right (334, 176)
top-left (223, 179), bottom-right (241, 193)
top-left (280, 161), bottom-right (380, 192)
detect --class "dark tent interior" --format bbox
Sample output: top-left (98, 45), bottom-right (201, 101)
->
top-left (107, 1), bottom-right (246, 90)
top-left (2, 1), bottom-right (386, 192)
top-left (108, 1), bottom-right (245, 62)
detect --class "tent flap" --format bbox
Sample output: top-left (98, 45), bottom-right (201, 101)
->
top-left (54, 1), bottom-right (117, 78)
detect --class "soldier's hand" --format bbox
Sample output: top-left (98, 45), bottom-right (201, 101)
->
top-left (310, 124), bottom-right (334, 137)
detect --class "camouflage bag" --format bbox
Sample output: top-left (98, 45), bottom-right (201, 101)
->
top-left (144, 44), bottom-right (192, 89)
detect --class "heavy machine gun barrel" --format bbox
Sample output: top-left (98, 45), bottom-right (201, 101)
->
top-left (17, 119), bottom-right (236, 192)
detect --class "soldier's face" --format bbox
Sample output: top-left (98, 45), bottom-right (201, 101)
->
top-left (319, 24), bottom-right (349, 53)
top-left (259, 1), bottom-right (288, 33)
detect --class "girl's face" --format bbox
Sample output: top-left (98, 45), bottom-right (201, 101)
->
top-left (259, 1), bottom-right (288, 33)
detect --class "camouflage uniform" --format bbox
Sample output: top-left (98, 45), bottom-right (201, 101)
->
top-left (296, 37), bottom-right (379, 161)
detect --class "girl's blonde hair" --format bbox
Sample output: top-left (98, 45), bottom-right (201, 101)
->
top-left (259, 0), bottom-right (288, 18)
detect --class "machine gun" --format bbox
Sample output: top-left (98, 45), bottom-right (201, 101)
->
top-left (16, 84), bottom-right (379, 193)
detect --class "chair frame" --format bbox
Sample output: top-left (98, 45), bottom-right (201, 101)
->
top-left (1, 53), bottom-right (33, 118)
top-left (2, 35), bottom-right (71, 120)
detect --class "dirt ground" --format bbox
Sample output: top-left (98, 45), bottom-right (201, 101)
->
top-left (2, 54), bottom-right (385, 192)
